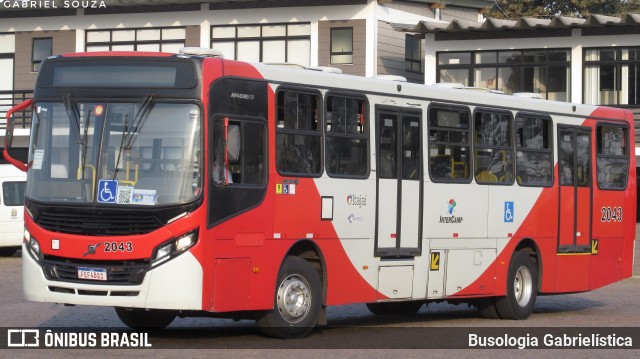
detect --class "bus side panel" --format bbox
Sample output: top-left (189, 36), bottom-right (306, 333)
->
top-left (452, 183), bottom-right (560, 297)
top-left (622, 109), bottom-right (637, 279)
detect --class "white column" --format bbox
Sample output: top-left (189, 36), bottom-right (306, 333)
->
top-left (570, 28), bottom-right (583, 104)
top-left (424, 33), bottom-right (437, 85)
top-left (199, 2), bottom-right (210, 48)
top-left (310, 21), bottom-right (319, 67)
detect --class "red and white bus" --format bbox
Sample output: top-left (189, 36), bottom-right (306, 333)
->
top-left (4, 49), bottom-right (636, 338)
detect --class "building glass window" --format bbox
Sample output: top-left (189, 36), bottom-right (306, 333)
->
top-left (405, 34), bottom-right (423, 73)
top-left (330, 28), bottom-right (353, 65)
top-left (515, 114), bottom-right (553, 187)
top-left (276, 89), bottom-right (322, 176)
top-left (428, 105), bottom-right (471, 182)
top-left (584, 48), bottom-right (640, 105)
top-left (85, 27), bottom-right (185, 53)
top-left (474, 110), bottom-right (514, 184)
top-left (325, 95), bottom-right (368, 177)
top-left (211, 23), bottom-right (311, 66)
top-left (436, 49), bottom-right (570, 101)
top-left (32, 38), bottom-right (52, 72)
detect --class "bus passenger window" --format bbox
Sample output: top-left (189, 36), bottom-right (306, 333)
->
top-left (428, 105), bottom-right (471, 182)
top-left (516, 115), bottom-right (553, 187)
top-left (474, 110), bottom-right (513, 185)
top-left (325, 95), bottom-right (368, 178)
top-left (596, 125), bottom-right (628, 190)
top-left (276, 90), bottom-right (322, 176)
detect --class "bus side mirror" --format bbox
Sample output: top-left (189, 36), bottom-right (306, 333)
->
top-left (3, 99), bottom-right (33, 172)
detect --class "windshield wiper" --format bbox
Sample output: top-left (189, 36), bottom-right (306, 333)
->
top-left (80, 109), bottom-right (91, 182)
top-left (62, 93), bottom-right (82, 143)
top-left (124, 94), bottom-right (155, 150)
top-left (112, 114), bottom-right (129, 181)
top-left (112, 94), bottom-right (155, 181)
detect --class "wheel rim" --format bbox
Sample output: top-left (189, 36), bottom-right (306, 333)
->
top-left (514, 265), bottom-right (533, 307)
top-left (276, 274), bottom-right (312, 323)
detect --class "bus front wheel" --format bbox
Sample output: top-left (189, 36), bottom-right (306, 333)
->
top-left (115, 307), bottom-right (176, 329)
top-left (495, 252), bottom-right (538, 320)
top-left (257, 256), bottom-right (322, 339)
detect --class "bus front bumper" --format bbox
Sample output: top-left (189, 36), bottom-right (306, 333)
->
top-left (22, 243), bottom-right (203, 310)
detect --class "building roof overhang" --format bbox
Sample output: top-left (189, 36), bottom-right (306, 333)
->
top-left (391, 13), bottom-right (640, 35)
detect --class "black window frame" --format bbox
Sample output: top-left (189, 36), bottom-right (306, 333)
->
top-left (583, 47), bottom-right (640, 106)
top-left (473, 108), bottom-right (515, 185)
top-left (405, 34), bottom-right (423, 74)
top-left (330, 27), bottom-right (353, 65)
top-left (2, 181), bottom-right (26, 207)
top-left (210, 22), bottom-right (311, 63)
top-left (427, 103), bottom-right (472, 183)
top-left (32, 37), bottom-right (52, 72)
top-left (515, 112), bottom-right (554, 188)
top-left (324, 91), bottom-right (370, 179)
top-left (85, 27), bottom-right (186, 52)
top-left (275, 87), bottom-right (323, 177)
top-left (595, 122), bottom-right (629, 190)
top-left (436, 48), bottom-right (571, 101)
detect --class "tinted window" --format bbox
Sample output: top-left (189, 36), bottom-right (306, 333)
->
top-left (596, 125), bottom-right (628, 190)
top-left (2, 181), bottom-right (26, 206)
top-left (428, 106), bottom-right (471, 182)
top-left (516, 115), bottom-right (553, 186)
top-left (474, 110), bottom-right (514, 184)
top-left (325, 95), bottom-right (368, 177)
top-left (276, 90), bottom-right (322, 176)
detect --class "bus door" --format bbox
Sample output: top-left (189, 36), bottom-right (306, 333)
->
top-left (375, 108), bottom-right (422, 257)
top-left (557, 125), bottom-right (592, 253)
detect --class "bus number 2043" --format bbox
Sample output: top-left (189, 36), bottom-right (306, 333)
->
top-left (601, 207), bottom-right (623, 222)
top-left (104, 242), bottom-right (133, 253)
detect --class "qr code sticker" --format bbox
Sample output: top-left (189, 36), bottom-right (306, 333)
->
top-left (117, 186), bottom-right (133, 204)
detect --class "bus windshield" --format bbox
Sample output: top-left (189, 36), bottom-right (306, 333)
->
top-left (27, 100), bottom-right (202, 206)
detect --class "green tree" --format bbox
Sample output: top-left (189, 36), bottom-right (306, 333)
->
top-left (490, 0), bottom-right (640, 19)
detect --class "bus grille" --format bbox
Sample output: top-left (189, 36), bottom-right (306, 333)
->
top-left (42, 256), bottom-right (150, 285)
top-left (35, 211), bottom-right (162, 235)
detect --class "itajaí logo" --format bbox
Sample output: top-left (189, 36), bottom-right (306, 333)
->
top-left (440, 198), bottom-right (463, 224)
top-left (346, 194), bottom-right (367, 208)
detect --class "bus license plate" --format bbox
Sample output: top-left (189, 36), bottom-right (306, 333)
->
top-left (77, 267), bottom-right (107, 281)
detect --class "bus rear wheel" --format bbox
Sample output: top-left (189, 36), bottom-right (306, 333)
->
top-left (495, 252), bottom-right (538, 320)
top-left (115, 307), bottom-right (176, 329)
top-left (257, 256), bottom-right (322, 339)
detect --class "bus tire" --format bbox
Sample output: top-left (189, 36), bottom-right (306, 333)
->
top-left (0, 247), bottom-right (18, 257)
top-left (257, 256), bottom-right (321, 339)
top-left (114, 307), bottom-right (176, 329)
top-left (475, 298), bottom-right (500, 319)
top-left (495, 252), bottom-right (538, 320)
top-left (366, 301), bottom-right (424, 315)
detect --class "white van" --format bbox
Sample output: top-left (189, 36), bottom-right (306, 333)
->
top-left (0, 164), bottom-right (26, 257)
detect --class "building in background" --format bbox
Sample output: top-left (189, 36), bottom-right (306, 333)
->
top-left (0, 0), bottom-right (494, 122)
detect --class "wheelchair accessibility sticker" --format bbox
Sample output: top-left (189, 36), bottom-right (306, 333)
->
top-left (504, 201), bottom-right (514, 223)
top-left (97, 179), bottom-right (118, 204)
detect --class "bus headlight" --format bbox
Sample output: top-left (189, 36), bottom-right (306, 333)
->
top-left (152, 229), bottom-right (198, 266)
top-left (24, 229), bottom-right (42, 262)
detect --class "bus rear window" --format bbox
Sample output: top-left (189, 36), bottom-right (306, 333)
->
top-left (40, 59), bottom-right (197, 88)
